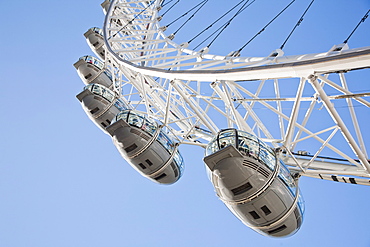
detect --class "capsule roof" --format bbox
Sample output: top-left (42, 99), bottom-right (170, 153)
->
top-left (107, 109), bottom-right (185, 183)
top-left (73, 55), bottom-right (113, 86)
top-left (84, 27), bottom-right (103, 38)
top-left (101, 0), bottom-right (112, 14)
top-left (78, 84), bottom-right (129, 111)
top-left (206, 129), bottom-right (273, 156)
top-left (84, 83), bottom-right (115, 102)
top-left (74, 55), bottom-right (104, 70)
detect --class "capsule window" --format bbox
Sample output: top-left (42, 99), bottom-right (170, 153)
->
top-left (101, 122), bottom-right (107, 127)
top-left (90, 107), bottom-right (100, 114)
top-left (154, 173), bottom-right (167, 181)
top-left (138, 163), bottom-right (146, 169)
top-left (106, 119), bottom-right (111, 125)
top-left (125, 143), bottom-right (138, 153)
top-left (231, 182), bottom-right (252, 196)
top-left (93, 41), bottom-right (100, 47)
top-left (261, 205), bottom-right (272, 215)
top-left (267, 225), bottom-right (287, 235)
top-left (84, 73), bottom-right (92, 79)
top-left (249, 211), bottom-right (260, 220)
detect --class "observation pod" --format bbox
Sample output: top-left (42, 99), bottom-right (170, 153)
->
top-left (73, 55), bottom-right (112, 88)
top-left (106, 110), bottom-right (184, 184)
top-left (84, 27), bottom-right (105, 60)
top-left (203, 129), bottom-right (304, 237)
top-left (76, 83), bottom-right (128, 133)
top-left (101, 0), bottom-right (112, 15)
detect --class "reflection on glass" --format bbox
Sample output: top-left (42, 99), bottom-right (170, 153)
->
top-left (206, 140), bottom-right (218, 156)
top-left (112, 110), bottom-right (185, 178)
top-left (157, 132), bottom-right (176, 152)
top-left (277, 160), bottom-right (304, 216)
top-left (80, 55), bottom-right (113, 81)
top-left (238, 130), bottom-right (258, 142)
top-left (81, 55), bottom-right (104, 69)
top-left (113, 110), bottom-right (179, 154)
top-left (205, 129), bottom-right (278, 172)
top-left (104, 70), bottom-right (113, 81)
top-left (90, 27), bottom-right (103, 36)
top-left (85, 84), bottom-right (115, 103)
top-left (205, 128), bottom-right (304, 218)
top-left (173, 152), bottom-right (185, 176)
top-left (278, 161), bottom-right (296, 193)
top-left (128, 112), bottom-right (144, 128)
top-left (218, 129), bottom-right (236, 149)
top-left (142, 119), bottom-right (156, 135)
top-left (114, 99), bottom-right (128, 111)
top-left (84, 84), bottom-right (129, 111)
top-left (297, 191), bottom-right (305, 215)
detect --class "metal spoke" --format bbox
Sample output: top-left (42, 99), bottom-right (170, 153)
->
top-left (101, 0), bottom-right (370, 180)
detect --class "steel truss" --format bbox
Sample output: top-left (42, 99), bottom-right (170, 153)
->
top-left (102, 0), bottom-right (370, 184)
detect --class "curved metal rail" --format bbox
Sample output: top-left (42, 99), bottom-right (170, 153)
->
top-left (102, 0), bottom-right (370, 183)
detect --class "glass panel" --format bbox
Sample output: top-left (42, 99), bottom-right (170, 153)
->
top-left (115, 111), bottom-right (128, 123)
top-left (82, 55), bottom-right (104, 69)
top-left (157, 131), bottom-right (175, 152)
top-left (238, 130), bottom-right (258, 142)
top-left (102, 89), bottom-right (114, 102)
top-left (248, 140), bottom-right (260, 159)
top-left (84, 84), bottom-right (94, 91)
top-left (91, 84), bottom-right (103, 96)
top-left (218, 129), bottom-right (235, 139)
top-left (206, 140), bottom-right (219, 156)
top-left (104, 70), bottom-right (113, 81)
top-left (237, 136), bottom-right (251, 156)
top-left (128, 112), bottom-right (144, 128)
top-left (278, 160), bottom-right (297, 196)
top-left (173, 151), bottom-right (184, 177)
top-left (259, 140), bottom-right (274, 155)
top-left (205, 130), bottom-right (279, 174)
top-left (112, 110), bottom-right (160, 136)
top-left (91, 27), bottom-right (103, 36)
top-left (93, 57), bottom-right (103, 68)
top-left (259, 146), bottom-right (276, 171)
top-left (84, 55), bottom-right (94, 64)
top-left (142, 118), bottom-right (157, 136)
top-left (297, 191), bottom-right (305, 215)
top-left (88, 84), bottom-right (114, 103)
top-left (218, 129), bottom-right (236, 149)
top-left (114, 99), bottom-right (128, 111)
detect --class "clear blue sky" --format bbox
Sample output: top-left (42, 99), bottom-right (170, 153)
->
top-left (1, 0), bottom-right (369, 246)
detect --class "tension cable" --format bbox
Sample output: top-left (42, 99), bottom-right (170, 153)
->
top-left (160, 0), bottom-right (180, 17)
top-left (172, 0), bottom-right (208, 36)
top-left (280, 0), bottom-right (314, 50)
top-left (165, 0), bottom-right (208, 28)
top-left (194, 0), bottom-right (256, 50)
top-left (236, 0), bottom-right (295, 55)
top-left (343, 9), bottom-right (370, 44)
top-left (188, 0), bottom-right (248, 44)
top-left (207, 0), bottom-right (254, 49)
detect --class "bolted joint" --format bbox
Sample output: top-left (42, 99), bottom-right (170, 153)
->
top-left (308, 74), bottom-right (317, 82)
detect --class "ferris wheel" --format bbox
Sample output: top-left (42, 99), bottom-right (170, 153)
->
top-left (75, 0), bottom-right (370, 237)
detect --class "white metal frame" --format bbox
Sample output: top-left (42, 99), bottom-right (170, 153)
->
top-left (102, 0), bottom-right (370, 184)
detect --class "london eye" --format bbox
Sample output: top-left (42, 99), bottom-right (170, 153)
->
top-left (75, 0), bottom-right (370, 237)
